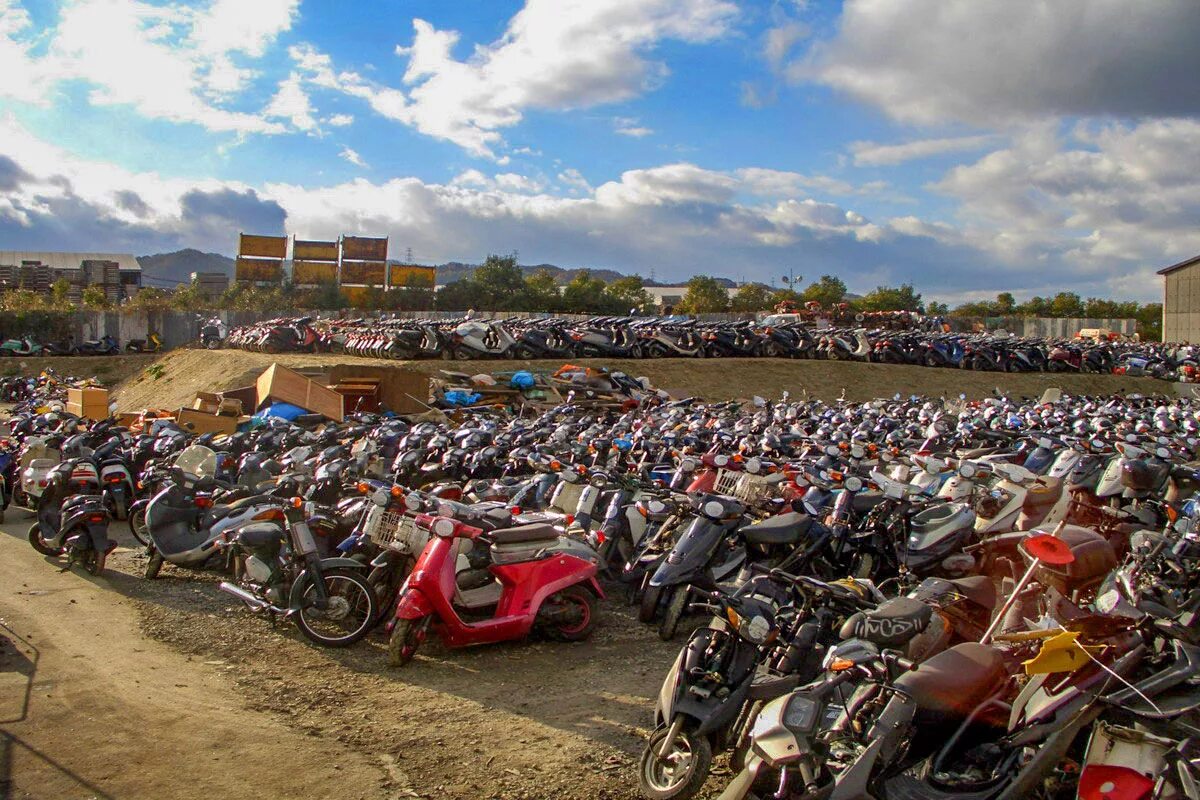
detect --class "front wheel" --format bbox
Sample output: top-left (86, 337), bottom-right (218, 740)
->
top-left (658, 586), bottom-right (689, 641)
top-left (28, 523), bottom-right (64, 556)
top-left (145, 549), bottom-right (164, 579)
top-left (637, 725), bottom-right (713, 800)
top-left (129, 507), bottom-right (149, 546)
top-left (639, 582), bottom-right (663, 624)
top-left (292, 569), bottom-right (377, 648)
top-left (388, 615), bottom-right (431, 667)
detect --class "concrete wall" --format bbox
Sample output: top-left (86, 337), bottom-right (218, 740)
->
top-left (949, 316), bottom-right (1137, 338)
top-left (1163, 264), bottom-right (1200, 343)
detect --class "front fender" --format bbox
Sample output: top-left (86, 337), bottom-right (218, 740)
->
top-left (393, 587), bottom-right (434, 621)
top-left (318, 557), bottom-right (368, 571)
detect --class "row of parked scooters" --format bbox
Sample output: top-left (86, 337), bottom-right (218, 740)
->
top-left (7, 372), bottom-right (1200, 800)
top-left (223, 314), bottom-right (1191, 378)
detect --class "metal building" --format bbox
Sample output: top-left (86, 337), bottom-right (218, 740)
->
top-left (1158, 254), bottom-right (1200, 343)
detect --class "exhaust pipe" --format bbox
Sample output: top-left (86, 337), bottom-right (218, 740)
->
top-left (218, 582), bottom-right (287, 615)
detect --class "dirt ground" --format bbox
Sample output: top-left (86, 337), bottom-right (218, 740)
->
top-left (112, 347), bottom-right (1169, 412)
top-left (0, 351), bottom-right (1179, 800)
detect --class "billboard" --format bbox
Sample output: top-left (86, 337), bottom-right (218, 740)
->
top-left (292, 260), bottom-right (338, 285)
top-left (292, 239), bottom-right (339, 261)
top-left (238, 234), bottom-right (287, 260)
top-left (235, 257), bottom-right (283, 283)
top-left (341, 236), bottom-right (388, 261)
top-left (340, 260), bottom-right (386, 285)
top-left (388, 265), bottom-right (436, 288)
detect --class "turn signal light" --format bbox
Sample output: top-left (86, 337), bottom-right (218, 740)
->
top-left (290, 496), bottom-right (303, 509)
top-left (356, 481), bottom-right (369, 494)
top-left (829, 658), bottom-right (855, 672)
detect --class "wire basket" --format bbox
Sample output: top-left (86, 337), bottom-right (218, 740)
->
top-left (714, 469), bottom-right (780, 505)
top-left (364, 508), bottom-right (422, 553)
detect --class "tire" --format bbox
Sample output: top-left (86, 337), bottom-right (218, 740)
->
top-left (206, 339), bottom-right (221, 350)
top-left (827, 349), bottom-right (841, 361)
top-left (658, 586), bottom-right (689, 641)
top-left (515, 344), bottom-right (537, 360)
top-left (542, 585), bottom-right (597, 642)
top-left (454, 349), bottom-right (473, 361)
top-left (925, 353), bottom-right (941, 368)
top-left (388, 615), bottom-right (430, 667)
top-left (637, 725), bottom-right (712, 800)
top-left (84, 547), bottom-right (103, 576)
top-left (145, 550), bottom-right (164, 579)
top-left (128, 508), bottom-right (150, 546)
top-left (28, 523), bottom-right (64, 556)
top-left (639, 582), bottom-right (664, 624)
top-left (291, 569), bottom-right (377, 648)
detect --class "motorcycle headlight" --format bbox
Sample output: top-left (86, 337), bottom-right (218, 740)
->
top-left (782, 696), bottom-right (820, 733)
top-left (728, 608), bottom-right (772, 644)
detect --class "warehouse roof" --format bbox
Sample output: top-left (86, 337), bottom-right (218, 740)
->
top-left (1157, 254), bottom-right (1200, 276)
top-left (0, 251), bottom-right (140, 271)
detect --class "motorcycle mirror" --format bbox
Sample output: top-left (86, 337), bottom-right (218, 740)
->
top-left (1091, 438), bottom-right (1105, 450)
top-left (844, 476), bottom-right (863, 492)
top-left (744, 457), bottom-right (761, 474)
top-left (825, 445), bottom-right (839, 456)
top-left (959, 462), bottom-right (977, 479)
top-left (713, 454), bottom-right (730, 467)
top-left (703, 500), bottom-right (725, 518)
top-left (850, 445), bottom-right (864, 459)
top-left (1156, 446), bottom-right (1171, 459)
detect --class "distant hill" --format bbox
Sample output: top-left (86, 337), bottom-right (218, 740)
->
top-left (135, 249), bottom-right (738, 288)
top-left (137, 249), bottom-right (233, 286)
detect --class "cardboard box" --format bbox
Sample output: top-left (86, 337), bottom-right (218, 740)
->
top-left (325, 365), bottom-right (430, 415)
top-left (219, 385), bottom-right (257, 410)
top-left (217, 398), bottom-right (243, 417)
top-left (333, 378), bottom-right (382, 413)
top-left (176, 407), bottom-right (242, 436)
top-left (256, 363), bottom-right (344, 421)
top-left (193, 391), bottom-right (221, 414)
top-left (67, 387), bottom-right (110, 420)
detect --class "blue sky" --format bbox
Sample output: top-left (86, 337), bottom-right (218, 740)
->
top-left (1, 0), bottom-right (1198, 303)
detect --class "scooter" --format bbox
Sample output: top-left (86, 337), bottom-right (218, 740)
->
top-left (125, 331), bottom-right (163, 353)
top-left (0, 336), bottom-right (43, 357)
top-left (445, 319), bottom-right (518, 359)
top-left (27, 459), bottom-right (114, 573)
top-left (387, 513), bottom-right (604, 666)
top-left (200, 317), bottom-right (227, 349)
top-left (73, 335), bottom-right (119, 356)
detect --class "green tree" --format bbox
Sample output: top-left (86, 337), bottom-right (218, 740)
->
top-left (768, 288), bottom-right (803, 309)
top-left (81, 285), bottom-right (109, 309)
top-left (926, 301), bottom-right (950, 316)
top-left (523, 270), bottom-right (562, 312)
top-left (856, 283), bottom-right (923, 312)
top-left (561, 270), bottom-right (612, 313)
top-left (677, 275), bottom-right (730, 313)
top-left (1048, 291), bottom-right (1085, 318)
top-left (50, 278), bottom-right (71, 306)
top-left (1136, 303), bottom-right (1163, 341)
top-left (1016, 296), bottom-right (1052, 316)
top-left (995, 292), bottom-right (1016, 314)
top-left (730, 283), bottom-right (773, 312)
top-left (435, 279), bottom-right (487, 311)
top-left (604, 275), bottom-right (653, 314)
top-left (801, 274), bottom-right (847, 307)
top-left (471, 254), bottom-right (530, 310)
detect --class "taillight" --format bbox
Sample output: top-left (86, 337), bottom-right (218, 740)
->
top-left (594, 530), bottom-right (606, 544)
top-left (1077, 765), bottom-right (1154, 800)
top-left (87, 513), bottom-right (106, 524)
top-left (194, 496), bottom-right (214, 508)
top-left (37, 479), bottom-right (48, 487)
top-left (105, 474), bottom-right (122, 483)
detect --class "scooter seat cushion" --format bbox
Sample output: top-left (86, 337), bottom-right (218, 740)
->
top-left (852, 491), bottom-right (885, 513)
top-left (947, 575), bottom-right (996, 612)
top-left (740, 512), bottom-right (813, 545)
top-left (236, 522), bottom-right (284, 548)
top-left (896, 642), bottom-right (1006, 717)
top-left (210, 495), bottom-right (273, 520)
top-left (488, 523), bottom-right (561, 544)
top-left (839, 596), bottom-right (932, 648)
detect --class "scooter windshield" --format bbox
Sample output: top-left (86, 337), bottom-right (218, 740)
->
top-left (175, 445), bottom-right (218, 481)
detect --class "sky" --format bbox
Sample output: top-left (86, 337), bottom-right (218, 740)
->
top-left (0, 0), bottom-right (1198, 304)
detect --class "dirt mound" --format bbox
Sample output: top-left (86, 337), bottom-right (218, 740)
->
top-left (113, 348), bottom-right (1167, 412)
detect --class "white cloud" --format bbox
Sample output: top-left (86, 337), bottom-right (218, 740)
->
top-left (0, 0), bottom-right (301, 134)
top-left (850, 135), bottom-right (997, 167)
top-left (326, 113), bottom-right (354, 127)
top-left (558, 168), bottom-right (592, 193)
top-left (804, 0), bottom-right (1200, 125)
top-left (265, 73), bottom-right (317, 132)
top-left (613, 117), bottom-right (654, 137)
top-left (292, 0), bottom-right (737, 158)
top-left (338, 146), bottom-right (366, 168)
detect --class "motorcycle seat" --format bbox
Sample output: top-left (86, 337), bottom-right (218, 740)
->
top-left (236, 523), bottom-right (284, 548)
top-left (839, 596), bottom-right (932, 648)
top-left (896, 642), bottom-right (1007, 717)
top-left (947, 575), bottom-right (996, 611)
top-left (852, 491), bottom-right (885, 513)
top-left (739, 512), bottom-right (812, 545)
top-left (210, 495), bottom-right (274, 520)
top-left (487, 523), bottom-right (561, 544)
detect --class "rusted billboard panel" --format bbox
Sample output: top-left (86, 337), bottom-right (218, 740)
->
top-left (292, 239), bottom-right (339, 261)
top-left (235, 257), bottom-right (283, 283)
top-left (387, 265), bottom-right (436, 287)
top-left (340, 260), bottom-right (386, 285)
top-left (341, 236), bottom-right (388, 261)
top-left (238, 234), bottom-right (288, 260)
top-left (292, 260), bottom-right (338, 285)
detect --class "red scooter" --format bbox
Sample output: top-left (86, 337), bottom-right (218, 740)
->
top-left (387, 514), bottom-right (604, 666)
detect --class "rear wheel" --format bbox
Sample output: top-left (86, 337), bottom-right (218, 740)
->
top-left (541, 585), bottom-right (597, 642)
top-left (388, 615), bottom-right (430, 667)
top-left (28, 523), bottom-right (63, 556)
top-left (292, 569), bottom-right (376, 648)
top-left (145, 549), bottom-right (164, 579)
top-left (637, 725), bottom-right (712, 800)
top-left (129, 508), bottom-right (149, 545)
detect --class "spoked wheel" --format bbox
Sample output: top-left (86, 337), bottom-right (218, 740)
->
top-left (292, 569), bottom-right (377, 648)
top-left (388, 615), bottom-right (431, 667)
top-left (638, 724), bottom-right (712, 800)
top-left (129, 508), bottom-right (150, 547)
top-left (28, 523), bottom-right (64, 557)
top-left (540, 585), bottom-right (597, 642)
